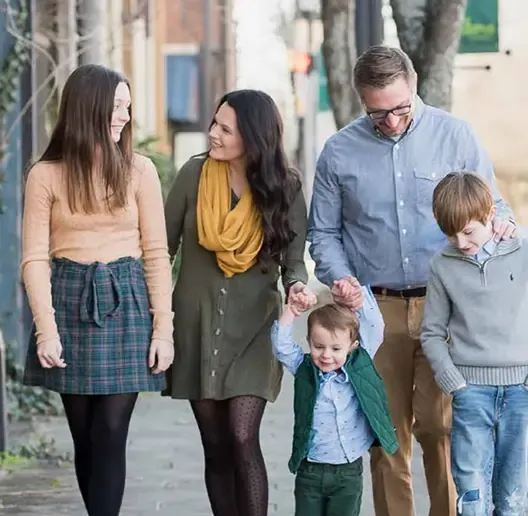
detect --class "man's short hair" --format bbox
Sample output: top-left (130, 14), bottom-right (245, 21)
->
top-left (353, 45), bottom-right (415, 92)
top-left (307, 303), bottom-right (359, 341)
top-left (432, 172), bottom-right (493, 236)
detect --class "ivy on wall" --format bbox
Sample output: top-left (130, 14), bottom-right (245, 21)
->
top-left (0, 0), bottom-right (31, 213)
top-left (0, 1), bottom-right (58, 422)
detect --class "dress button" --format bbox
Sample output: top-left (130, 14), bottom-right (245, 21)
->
top-left (211, 370), bottom-right (216, 377)
top-left (220, 288), bottom-right (227, 295)
top-left (218, 309), bottom-right (224, 315)
top-left (215, 328), bottom-right (221, 336)
top-left (213, 349), bottom-right (219, 356)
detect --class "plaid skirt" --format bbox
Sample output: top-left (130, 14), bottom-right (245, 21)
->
top-left (23, 256), bottom-right (166, 394)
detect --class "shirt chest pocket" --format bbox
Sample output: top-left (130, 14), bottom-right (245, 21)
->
top-left (413, 164), bottom-right (466, 207)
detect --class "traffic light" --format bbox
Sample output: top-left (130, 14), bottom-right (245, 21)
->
top-left (289, 50), bottom-right (314, 74)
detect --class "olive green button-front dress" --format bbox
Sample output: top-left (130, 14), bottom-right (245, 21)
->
top-left (163, 156), bottom-right (308, 402)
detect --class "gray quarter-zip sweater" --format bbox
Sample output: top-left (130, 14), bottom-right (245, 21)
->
top-left (421, 237), bottom-right (528, 394)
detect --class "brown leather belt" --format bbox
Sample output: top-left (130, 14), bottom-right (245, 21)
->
top-left (372, 286), bottom-right (426, 299)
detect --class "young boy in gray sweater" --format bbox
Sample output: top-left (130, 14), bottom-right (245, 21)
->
top-left (421, 171), bottom-right (528, 516)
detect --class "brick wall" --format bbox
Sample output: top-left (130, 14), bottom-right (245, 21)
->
top-left (164, 0), bottom-right (222, 46)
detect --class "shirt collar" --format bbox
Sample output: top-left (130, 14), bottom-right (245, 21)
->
top-left (481, 238), bottom-right (498, 257)
top-left (318, 368), bottom-right (349, 383)
top-left (443, 237), bottom-right (521, 259)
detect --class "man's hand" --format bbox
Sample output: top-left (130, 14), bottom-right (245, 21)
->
top-left (149, 339), bottom-right (175, 374)
top-left (37, 338), bottom-right (66, 369)
top-left (287, 282), bottom-right (317, 316)
top-left (493, 218), bottom-right (516, 242)
top-left (331, 276), bottom-right (364, 312)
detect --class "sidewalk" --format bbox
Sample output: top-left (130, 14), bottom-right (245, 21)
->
top-left (0, 276), bottom-right (430, 515)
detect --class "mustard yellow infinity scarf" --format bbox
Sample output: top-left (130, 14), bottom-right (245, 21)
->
top-left (196, 158), bottom-right (264, 277)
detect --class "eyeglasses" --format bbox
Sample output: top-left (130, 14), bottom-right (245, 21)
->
top-left (367, 104), bottom-right (412, 121)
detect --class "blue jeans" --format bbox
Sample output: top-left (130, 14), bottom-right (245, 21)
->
top-left (451, 384), bottom-right (528, 515)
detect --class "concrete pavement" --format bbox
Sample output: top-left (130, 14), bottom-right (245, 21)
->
top-left (0, 275), bottom-right (430, 515)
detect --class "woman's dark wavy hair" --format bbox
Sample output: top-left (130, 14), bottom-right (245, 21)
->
top-left (211, 90), bottom-right (301, 265)
top-left (37, 64), bottom-right (133, 213)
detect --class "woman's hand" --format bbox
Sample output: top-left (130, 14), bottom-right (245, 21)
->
top-left (149, 339), bottom-right (175, 374)
top-left (287, 282), bottom-right (317, 316)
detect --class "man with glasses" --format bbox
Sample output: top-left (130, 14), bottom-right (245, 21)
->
top-left (307, 45), bottom-right (515, 516)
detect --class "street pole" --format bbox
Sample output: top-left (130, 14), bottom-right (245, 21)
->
top-left (302, 12), bottom-right (317, 206)
top-left (355, 0), bottom-right (384, 56)
top-left (56, 0), bottom-right (77, 91)
top-left (370, 0), bottom-right (384, 49)
top-left (21, 0), bottom-right (35, 358)
top-left (202, 0), bottom-right (213, 136)
top-left (0, 330), bottom-right (7, 452)
top-left (296, 0), bottom-right (320, 206)
top-left (220, 0), bottom-right (236, 92)
top-left (77, 0), bottom-right (107, 65)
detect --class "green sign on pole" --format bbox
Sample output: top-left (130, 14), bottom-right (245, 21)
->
top-left (459, 0), bottom-right (499, 53)
top-left (317, 50), bottom-right (330, 112)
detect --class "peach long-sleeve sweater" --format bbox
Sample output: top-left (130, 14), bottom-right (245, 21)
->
top-left (21, 154), bottom-right (174, 345)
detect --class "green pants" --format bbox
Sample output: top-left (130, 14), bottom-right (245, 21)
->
top-left (294, 458), bottom-right (363, 516)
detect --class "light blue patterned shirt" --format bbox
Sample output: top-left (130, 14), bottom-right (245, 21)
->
top-left (271, 287), bottom-right (385, 465)
top-left (307, 97), bottom-right (513, 290)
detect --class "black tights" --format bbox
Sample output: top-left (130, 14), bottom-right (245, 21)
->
top-left (61, 393), bottom-right (138, 516)
top-left (191, 396), bottom-right (268, 516)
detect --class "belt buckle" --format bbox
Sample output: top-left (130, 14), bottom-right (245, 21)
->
top-left (375, 287), bottom-right (393, 298)
top-left (399, 290), bottom-right (408, 299)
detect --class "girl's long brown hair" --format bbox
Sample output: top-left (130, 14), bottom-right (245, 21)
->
top-left (39, 64), bottom-right (133, 213)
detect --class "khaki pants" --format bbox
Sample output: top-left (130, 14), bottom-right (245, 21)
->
top-left (369, 294), bottom-right (456, 516)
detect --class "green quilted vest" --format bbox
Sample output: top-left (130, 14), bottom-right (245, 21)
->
top-left (288, 347), bottom-right (398, 474)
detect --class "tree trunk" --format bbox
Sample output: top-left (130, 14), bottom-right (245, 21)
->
top-left (321, 0), bottom-right (362, 129)
top-left (390, 0), bottom-right (468, 111)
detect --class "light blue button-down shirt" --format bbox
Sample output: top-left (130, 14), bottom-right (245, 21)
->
top-left (474, 238), bottom-right (498, 264)
top-left (271, 287), bottom-right (384, 465)
top-left (307, 97), bottom-right (513, 290)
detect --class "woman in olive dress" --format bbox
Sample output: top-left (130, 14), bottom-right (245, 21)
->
top-left (164, 89), bottom-right (315, 516)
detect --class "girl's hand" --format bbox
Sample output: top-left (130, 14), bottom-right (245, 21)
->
top-left (37, 339), bottom-right (66, 369)
top-left (149, 339), bottom-right (175, 374)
